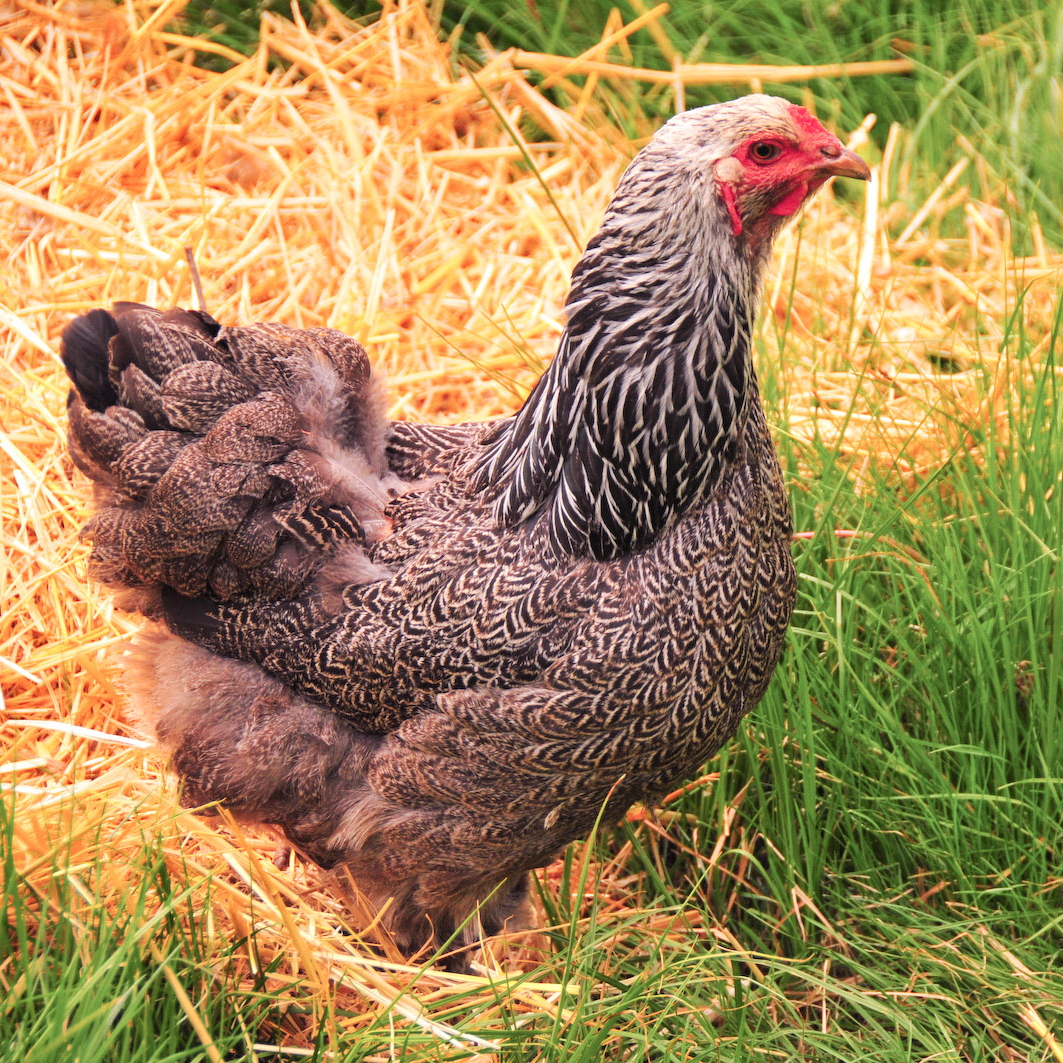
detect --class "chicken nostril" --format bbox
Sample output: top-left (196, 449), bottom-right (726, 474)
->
top-left (820, 143), bottom-right (841, 158)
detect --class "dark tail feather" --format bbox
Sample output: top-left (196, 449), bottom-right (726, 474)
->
top-left (62, 303), bottom-right (399, 602)
top-left (61, 308), bottom-right (121, 411)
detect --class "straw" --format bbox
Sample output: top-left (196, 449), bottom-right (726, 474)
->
top-left (510, 50), bottom-right (916, 86)
top-left (2, 0), bottom-right (1060, 1051)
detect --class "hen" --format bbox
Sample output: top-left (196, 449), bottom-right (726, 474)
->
top-left (62, 95), bottom-right (870, 965)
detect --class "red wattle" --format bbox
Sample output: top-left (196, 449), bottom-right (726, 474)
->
top-left (720, 183), bottom-right (743, 236)
top-left (769, 183), bottom-right (808, 217)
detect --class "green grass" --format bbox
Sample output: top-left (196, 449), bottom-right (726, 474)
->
top-left (0, 798), bottom-right (289, 1061)
top-left (179, 0), bottom-right (1063, 246)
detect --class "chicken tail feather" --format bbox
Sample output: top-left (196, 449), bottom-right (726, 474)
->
top-left (62, 303), bottom-right (400, 602)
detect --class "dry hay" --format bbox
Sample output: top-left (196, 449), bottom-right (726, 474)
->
top-left (2, 0), bottom-right (1061, 1054)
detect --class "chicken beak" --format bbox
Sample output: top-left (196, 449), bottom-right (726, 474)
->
top-left (815, 145), bottom-right (871, 181)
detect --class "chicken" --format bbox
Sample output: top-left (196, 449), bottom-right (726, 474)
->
top-left (62, 95), bottom-right (870, 967)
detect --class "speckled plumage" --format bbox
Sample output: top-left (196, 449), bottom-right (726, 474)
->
top-left (62, 96), bottom-right (869, 966)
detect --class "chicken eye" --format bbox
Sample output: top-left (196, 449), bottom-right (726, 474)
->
top-left (750, 141), bottom-right (782, 163)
